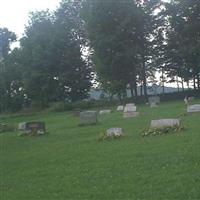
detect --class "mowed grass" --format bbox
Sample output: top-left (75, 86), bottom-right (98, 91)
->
top-left (1, 100), bottom-right (200, 200)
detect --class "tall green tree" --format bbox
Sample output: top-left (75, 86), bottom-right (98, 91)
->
top-left (54, 0), bottom-right (92, 101)
top-left (163, 0), bottom-right (200, 90)
top-left (82, 0), bottom-right (143, 99)
top-left (0, 28), bottom-right (19, 112)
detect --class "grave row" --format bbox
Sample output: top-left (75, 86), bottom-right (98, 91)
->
top-left (17, 96), bottom-right (199, 136)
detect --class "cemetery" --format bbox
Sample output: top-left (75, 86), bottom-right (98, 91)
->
top-left (1, 99), bottom-right (200, 199)
top-left (1, 0), bottom-right (200, 199)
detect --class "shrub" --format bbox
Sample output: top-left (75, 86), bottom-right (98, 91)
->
top-left (49, 102), bottom-right (73, 112)
top-left (142, 125), bottom-right (185, 137)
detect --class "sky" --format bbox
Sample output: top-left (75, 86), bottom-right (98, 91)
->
top-left (0, 0), bottom-right (60, 39)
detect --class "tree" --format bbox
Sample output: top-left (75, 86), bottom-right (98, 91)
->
top-left (82, 0), bottom-right (143, 99)
top-left (20, 3), bottom-right (91, 106)
top-left (0, 28), bottom-right (18, 112)
top-left (162, 0), bottom-right (200, 90)
top-left (54, 0), bottom-right (92, 101)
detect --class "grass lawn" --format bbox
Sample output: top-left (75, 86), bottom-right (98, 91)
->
top-left (1, 100), bottom-right (200, 200)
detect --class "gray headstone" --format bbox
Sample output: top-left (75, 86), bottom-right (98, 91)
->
top-left (148, 96), bottom-right (160, 105)
top-left (150, 119), bottom-right (180, 129)
top-left (117, 105), bottom-right (124, 111)
top-left (25, 122), bottom-right (46, 135)
top-left (150, 102), bottom-right (158, 108)
top-left (79, 111), bottom-right (97, 125)
top-left (106, 128), bottom-right (123, 137)
top-left (187, 104), bottom-right (200, 113)
top-left (99, 110), bottom-right (111, 114)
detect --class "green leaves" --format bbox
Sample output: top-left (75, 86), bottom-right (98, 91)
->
top-left (142, 125), bottom-right (185, 137)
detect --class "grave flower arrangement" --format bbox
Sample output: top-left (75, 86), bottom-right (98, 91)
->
top-left (142, 124), bottom-right (185, 137)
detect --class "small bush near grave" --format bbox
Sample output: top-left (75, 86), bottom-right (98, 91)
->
top-left (142, 125), bottom-right (185, 137)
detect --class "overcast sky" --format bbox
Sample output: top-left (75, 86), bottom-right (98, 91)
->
top-left (0, 0), bottom-right (60, 38)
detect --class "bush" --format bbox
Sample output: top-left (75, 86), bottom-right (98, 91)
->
top-left (142, 125), bottom-right (185, 137)
top-left (49, 99), bottom-right (118, 112)
top-left (49, 102), bottom-right (73, 112)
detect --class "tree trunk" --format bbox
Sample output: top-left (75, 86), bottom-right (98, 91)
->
top-left (117, 92), bottom-right (122, 104)
top-left (181, 78), bottom-right (184, 91)
top-left (133, 80), bottom-right (138, 99)
top-left (193, 75), bottom-right (196, 90)
top-left (162, 68), bottom-right (165, 94)
top-left (140, 84), bottom-right (143, 96)
top-left (176, 77), bottom-right (180, 92)
top-left (130, 83), bottom-right (134, 100)
top-left (142, 57), bottom-right (147, 99)
top-left (197, 74), bottom-right (200, 90)
top-left (187, 81), bottom-right (190, 90)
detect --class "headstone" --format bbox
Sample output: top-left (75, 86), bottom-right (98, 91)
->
top-left (150, 119), bottom-right (180, 129)
top-left (148, 96), bottom-right (160, 106)
top-left (124, 105), bottom-right (137, 112)
top-left (117, 105), bottom-right (124, 111)
top-left (79, 111), bottom-right (97, 125)
top-left (150, 102), bottom-right (158, 108)
top-left (106, 128), bottom-right (123, 137)
top-left (18, 122), bottom-right (26, 130)
top-left (25, 122), bottom-right (46, 135)
top-left (123, 103), bottom-right (139, 118)
top-left (187, 104), bottom-right (200, 113)
top-left (99, 110), bottom-right (111, 114)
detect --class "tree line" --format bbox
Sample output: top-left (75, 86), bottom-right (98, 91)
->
top-left (0, 0), bottom-right (199, 112)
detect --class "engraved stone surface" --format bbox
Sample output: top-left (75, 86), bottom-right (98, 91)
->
top-left (150, 102), bottom-right (158, 108)
top-left (124, 105), bottom-right (137, 112)
top-left (150, 119), bottom-right (180, 129)
top-left (79, 111), bottom-right (97, 125)
top-left (187, 104), bottom-right (200, 113)
top-left (148, 96), bottom-right (160, 105)
top-left (106, 128), bottom-right (123, 137)
top-left (99, 110), bottom-right (111, 114)
top-left (117, 105), bottom-right (124, 111)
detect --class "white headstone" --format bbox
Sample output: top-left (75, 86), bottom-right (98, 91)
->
top-left (117, 105), bottom-right (124, 111)
top-left (18, 122), bottom-right (26, 130)
top-left (99, 110), bottom-right (111, 114)
top-left (150, 119), bottom-right (180, 129)
top-left (123, 103), bottom-right (138, 118)
top-left (106, 128), bottom-right (123, 137)
top-left (187, 104), bottom-right (200, 113)
top-left (124, 105), bottom-right (137, 112)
